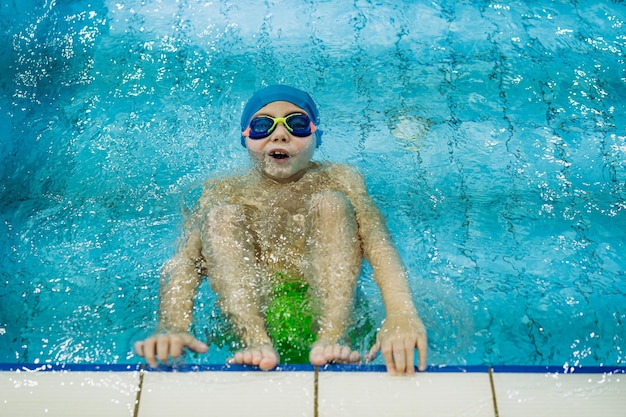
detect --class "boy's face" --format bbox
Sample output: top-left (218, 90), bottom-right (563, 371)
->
top-left (245, 100), bottom-right (316, 182)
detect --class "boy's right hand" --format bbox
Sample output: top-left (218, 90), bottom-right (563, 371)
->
top-left (134, 332), bottom-right (209, 368)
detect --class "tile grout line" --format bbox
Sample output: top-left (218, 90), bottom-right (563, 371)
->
top-left (133, 365), bottom-right (145, 417)
top-left (314, 365), bottom-right (319, 417)
top-left (488, 366), bottom-right (499, 417)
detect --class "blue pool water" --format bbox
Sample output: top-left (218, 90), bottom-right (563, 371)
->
top-left (0, 0), bottom-right (624, 368)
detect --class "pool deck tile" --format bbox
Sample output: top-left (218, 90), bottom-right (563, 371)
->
top-left (318, 370), bottom-right (494, 417)
top-left (0, 370), bottom-right (140, 417)
top-left (137, 370), bottom-right (315, 417)
top-left (492, 371), bottom-right (626, 417)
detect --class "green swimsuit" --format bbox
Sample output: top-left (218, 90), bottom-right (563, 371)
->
top-left (265, 274), bottom-right (316, 363)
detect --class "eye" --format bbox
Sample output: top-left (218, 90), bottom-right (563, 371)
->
top-left (250, 117), bottom-right (274, 132)
top-left (287, 114), bottom-right (310, 130)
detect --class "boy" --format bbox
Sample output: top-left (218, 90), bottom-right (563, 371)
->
top-left (134, 85), bottom-right (428, 375)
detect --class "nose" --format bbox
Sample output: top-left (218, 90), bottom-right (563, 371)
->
top-left (270, 122), bottom-right (291, 142)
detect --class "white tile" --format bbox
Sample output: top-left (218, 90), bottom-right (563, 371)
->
top-left (0, 371), bottom-right (140, 417)
top-left (138, 371), bottom-right (314, 417)
top-left (318, 371), bottom-right (494, 417)
top-left (493, 372), bottom-right (626, 417)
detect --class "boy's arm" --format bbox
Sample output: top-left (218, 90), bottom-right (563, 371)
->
top-left (157, 178), bottom-right (226, 332)
top-left (158, 230), bottom-right (203, 332)
top-left (336, 165), bottom-right (427, 374)
top-left (134, 228), bottom-right (208, 367)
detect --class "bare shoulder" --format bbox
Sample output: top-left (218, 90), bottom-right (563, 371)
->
top-left (197, 175), bottom-right (246, 208)
top-left (203, 174), bottom-right (245, 191)
top-left (322, 162), bottom-right (367, 192)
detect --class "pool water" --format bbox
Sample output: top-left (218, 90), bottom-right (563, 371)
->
top-left (0, 0), bottom-right (624, 368)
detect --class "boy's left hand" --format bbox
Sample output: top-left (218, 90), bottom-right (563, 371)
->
top-left (365, 315), bottom-right (428, 375)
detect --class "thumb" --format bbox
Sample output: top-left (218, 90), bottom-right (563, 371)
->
top-left (183, 335), bottom-right (209, 353)
top-left (365, 340), bottom-right (380, 362)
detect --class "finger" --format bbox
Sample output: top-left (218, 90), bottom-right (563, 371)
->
top-left (392, 340), bottom-right (406, 375)
top-left (417, 334), bottom-right (428, 371)
top-left (187, 338), bottom-right (209, 353)
top-left (134, 341), bottom-right (144, 357)
top-left (142, 338), bottom-right (158, 368)
top-left (156, 335), bottom-right (170, 364)
top-left (366, 341), bottom-right (380, 362)
top-left (170, 336), bottom-right (184, 359)
top-left (404, 338), bottom-right (416, 375)
top-left (380, 341), bottom-right (396, 375)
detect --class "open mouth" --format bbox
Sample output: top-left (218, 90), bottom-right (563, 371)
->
top-left (269, 150), bottom-right (290, 160)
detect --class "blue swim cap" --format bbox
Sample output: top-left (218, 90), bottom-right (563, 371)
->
top-left (240, 85), bottom-right (323, 148)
